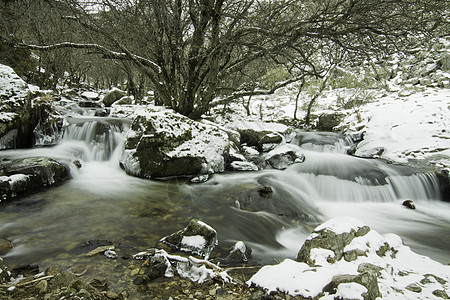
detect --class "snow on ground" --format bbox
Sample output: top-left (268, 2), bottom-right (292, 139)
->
top-left (248, 217), bottom-right (450, 299)
top-left (213, 84), bottom-right (450, 172)
top-left (339, 88), bottom-right (450, 169)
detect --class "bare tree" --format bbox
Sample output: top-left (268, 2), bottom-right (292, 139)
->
top-left (3, 0), bottom-right (448, 118)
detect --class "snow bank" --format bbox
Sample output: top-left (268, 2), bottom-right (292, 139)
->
top-left (341, 88), bottom-right (450, 169)
top-left (248, 217), bottom-right (449, 299)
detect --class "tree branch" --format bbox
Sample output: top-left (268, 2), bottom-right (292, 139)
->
top-left (211, 75), bottom-right (307, 107)
top-left (15, 41), bottom-right (161, 73)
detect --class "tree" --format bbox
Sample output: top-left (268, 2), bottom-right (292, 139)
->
top-left (3, 0), bottom-right (448, 118)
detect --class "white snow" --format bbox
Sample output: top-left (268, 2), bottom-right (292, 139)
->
top-left (81, 91), bottom-right (99, 99)
top-left (334, 282), bottom-right (367, 300)
top-left (313, 216), bottom-right (366, 235)
top-left (230, 161), bottom-right (259, 171)
top-left (340, 88), bottom-right (450, 168)
top-left (180, 235), bottom-right (207, 251)
top-left (266, 144), bottom-right (304, 161)
top-left (248, 217), bottom-right (450, 299)
top-left (227, 120), bottom-right (288, 134)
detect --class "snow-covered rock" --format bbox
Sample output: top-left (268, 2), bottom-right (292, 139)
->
top-left (230, 161), bottom-right (259, 171)
top-left (119, 107), bottom-right (233, 179)
top-left (0, 157), bottom-right (70, 201)
top-left (248, 217), bottom-right (450, 299)
top-left (0, 64), bottom-right (32, 149)
top-left (102, 88), bottom-right (126, 107)
top-left (160, 219), bottom-right (218, 259)
top-left (226, 120), bottom-right (289, 147)
top-left (265, 144), bottom-right (305, 170)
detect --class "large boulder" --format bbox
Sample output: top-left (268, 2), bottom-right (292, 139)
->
top-left (296, 217), bottom-right (372, 265)
top-left (0, 157), bottom-right (70, 201)
top-left (226, 121), bottom-right (289, 148)
top-left (102, 88), bottom-right (126, 107)
top-left (265, 144), bottom-right (305, 170)
top-left (0, 64), bottom-right (33, 149)
top-left (119, 108), bottom-right (233, 179)
top-left (317, 111), bottom-right (346, 131)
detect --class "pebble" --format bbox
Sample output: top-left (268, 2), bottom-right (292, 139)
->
top-left (105, 291), bottom-right (119, 299)
top-left (36, 280), bottom-right (48, 294)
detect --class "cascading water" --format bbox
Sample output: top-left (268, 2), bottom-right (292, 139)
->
top-left (62, 117), bottom-right (126, 161)
top-left (0, 113), bottom-right (448, 295)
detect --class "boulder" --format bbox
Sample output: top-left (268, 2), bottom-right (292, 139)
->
top-left (296, 217), bottom-right (371, 265)
top-left (0, 238), bottom-right (13, 255)
top-left (32, 96), bottom-right (64, 146)
top-left (112, 96), bottom-right (133, 105)
top-left (317, 112), bottom-right (346, 131)
top-left (102, 88), bottom-right (126, 107)
top-left (160, 219), bottom-right (218, 259)
top-left (230, 161), bottom-right (259, 171)
top-left (226, 241), bottom-right (252, 263)
top-left (0, 157), bottom-right (70, 201)
top-left (323, 272), bottom-right (381, 300)
top-left (265, 144), bottom-right (305, 170)
top-left (402, 200), bottom-right (416, 209)
top-left (227, 121), bottom-right (289, 147)
top-left (0, 64), bottom-right (33, 149)
top-left (259, 133), bottom-right (283, 152)
top-left (119, 108), bottom-right (232, 179)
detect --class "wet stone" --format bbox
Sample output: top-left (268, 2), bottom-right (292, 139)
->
top-left (0, 238), bottom-right (13, 255)
top-left (402, 200), bottom-right (416, 209)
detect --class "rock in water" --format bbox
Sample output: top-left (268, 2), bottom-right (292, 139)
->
top-left (226, 241), bottom-right (252, 263)
top-left (226, 121), bottom-right (289, 147)
top-left (296, 217), bottom-right (372, 265)
top-left (265, 144), bottom-right (305, 170)
top-left (160, 219), bottom-right (218, 259)
top-left (0, 157), bottom-right (70, 201)
top-left (402, 199), bottom-right (416, 209)
top-left (102, 88), bottom-right (126, 107)
top-left (0, 238), bottom-right (13, 255)
top-left (119, 108), bottom-right (232, 179)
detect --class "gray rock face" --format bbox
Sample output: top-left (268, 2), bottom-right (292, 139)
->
top-left (102, 88), bottom-right (126, 107)
top-left (0, 157), bottom-right (70, 201)
top-left (119, 108), bottom-right (232, 179)
top-left (160, 219), bottom-right (218, 258)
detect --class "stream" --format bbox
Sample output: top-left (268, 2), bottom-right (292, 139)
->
top-left (0, 106), bottom-right (449, 294)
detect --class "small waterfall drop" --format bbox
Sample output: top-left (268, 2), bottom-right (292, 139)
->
top-left (62, 117), bottom-right (128, 162)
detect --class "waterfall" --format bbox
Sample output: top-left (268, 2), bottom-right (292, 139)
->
top-left (61, 117), bottom-right (128, 161)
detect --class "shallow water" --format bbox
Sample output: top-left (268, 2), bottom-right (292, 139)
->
top-left (0, 119), bottom-right (449, 296)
